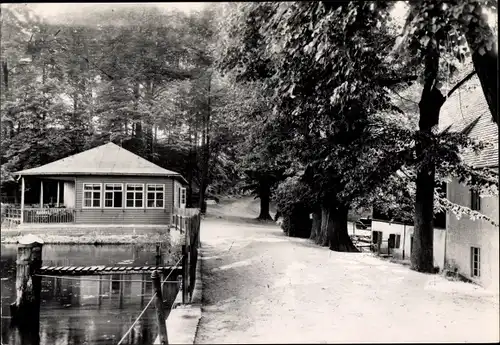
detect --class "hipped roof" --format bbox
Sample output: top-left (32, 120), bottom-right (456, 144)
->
top-left (15, 142), bottom-right (187, 183)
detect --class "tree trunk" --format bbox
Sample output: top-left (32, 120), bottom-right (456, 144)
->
top-left (310, 210), bottom-right (321, 241)
top-left (463, 6), bottom-right (498, 125)
top-left (327, 204), bottom-right (359, 252)
top-left (2, 61), bottom-right (8, 91)
top-left (411, 45), bottom-right (445, 273)
top-left (257, 178), bottom-right (272, 220)
top-left (198, 73), bottom-right (212, 214)
top-left (187, 125), bottom-right (194, 208)
top-left (317, 205), bottom-right (329, 246)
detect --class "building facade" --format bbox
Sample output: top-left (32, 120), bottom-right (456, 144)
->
top-left (14, 142), bottom-right (188, 226)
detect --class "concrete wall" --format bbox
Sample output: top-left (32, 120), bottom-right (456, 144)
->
top-left (446, 178), bottom-right (499, 291)
top-left (371, 220), bottom-right (446, 270)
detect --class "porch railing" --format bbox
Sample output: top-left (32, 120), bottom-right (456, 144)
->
top-left (1, 207), bottom-right (22, 226)
top-left (1, 207), bottom-right (76, 225)
top-left (24, 208), bottom-right (75, 223)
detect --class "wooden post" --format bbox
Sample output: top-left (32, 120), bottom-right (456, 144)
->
top-left (402, 225), bottom-right (406, 260)
top-left (152, 270), bottom-right (168, 344)
top-left (20, 177), bottom-right (25, 224)
top-left (197, 214), bottom-right (201, 248)
top-left (98, 275), bottom-right (102, 306)
top-left (40, 180), bottom-right (43, 208)
top-left (11, 235), bottom-right (43, 332)
top-left (119, 276), bottom-right (124, 309)
top-left (156, 243), bottom-right (162, 266)
top-left (56, 181), bottom-right (60, 207)
top-left (181, 245), bottom-right (189, 304)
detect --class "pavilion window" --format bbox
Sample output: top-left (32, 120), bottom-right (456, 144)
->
top-left (180, 187), bottom-right (187, 207)
top-left (126, 184), bottom-right (144, 208)
top-left (146, 184), bottom-right (165, 208)
top-left (104, 183), bottom-right (123, 208)
top-left (83, 183), bottom-right (102, 208)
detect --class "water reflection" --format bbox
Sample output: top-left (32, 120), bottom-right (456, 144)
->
top-left (1, 244), bottom-right (180, 345)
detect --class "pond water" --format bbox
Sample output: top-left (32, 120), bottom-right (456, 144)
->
top-left (1, 244), bottom-right (181, 345)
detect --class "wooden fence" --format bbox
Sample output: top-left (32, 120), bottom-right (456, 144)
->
top-left (172, 208), bottom-right (201, 303)
top-left (1, 207), bottom-right (21, 226)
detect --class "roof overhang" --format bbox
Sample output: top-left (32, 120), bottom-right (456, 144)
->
top-left (14, 171), bottom-right (188, 184)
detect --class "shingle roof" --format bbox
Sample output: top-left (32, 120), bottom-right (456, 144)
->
top-left (15, 142), bottom-right (187, 181)
top-left (439, 75), bottom-right (498, 169)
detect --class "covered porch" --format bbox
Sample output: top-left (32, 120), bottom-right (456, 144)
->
top-left (2, 176), bottom-right (76, 225)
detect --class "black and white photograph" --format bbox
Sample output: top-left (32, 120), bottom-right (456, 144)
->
top-left (0, 1), bottom-right (498, 344)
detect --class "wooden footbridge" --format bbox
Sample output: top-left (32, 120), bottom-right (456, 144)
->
top-left (39, 265), bottom-right (182, 275)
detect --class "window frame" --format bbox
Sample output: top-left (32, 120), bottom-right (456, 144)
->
top-left (180, 187), bottom-right (187, 208)
top-left (125, 183), bottom-right (145, 209)
top-left (471, 246), bottom-right (481, 278)
top-left (470, 189), bottom-right (481, 211)
top-left (103, 183), bottom-right (124, 209)
top-left (82, 183), bottom-right (103, 209)
top-left (146, 183), bottom-right (165, 209)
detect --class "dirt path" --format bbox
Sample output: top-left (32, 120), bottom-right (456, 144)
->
top-left (195, 199), bottom-right (499, 343)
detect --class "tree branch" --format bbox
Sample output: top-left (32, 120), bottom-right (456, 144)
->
top-left (447, 71), bottom-right (476, 98)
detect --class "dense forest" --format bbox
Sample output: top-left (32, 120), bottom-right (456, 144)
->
top-left (1, 1), bottom-right (498, 272)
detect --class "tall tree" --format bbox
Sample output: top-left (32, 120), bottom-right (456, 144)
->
top-left (393, 0), bottom-right (498, 272)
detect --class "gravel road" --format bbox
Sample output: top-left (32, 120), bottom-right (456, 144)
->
top-left (194, 200), bottom-right (499, 343)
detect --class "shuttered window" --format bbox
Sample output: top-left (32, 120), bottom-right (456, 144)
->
top-left (470, 190), bottom-right (481, 211)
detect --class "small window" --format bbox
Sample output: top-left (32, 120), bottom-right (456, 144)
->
top-left (180, 187), bottom-right (187, 207)
top-left (104, 184), bottom-right (123, 208)
top-left (126, 184), bottom-right (144, 208)
top-left (83, 183), bottom-right (102, 208)
top-left (146, 184), bottom-right (164, 208)
top-left (471, 189), bottom-right (481, 211)
top-left (471, 247), bottom-right (480, 277)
